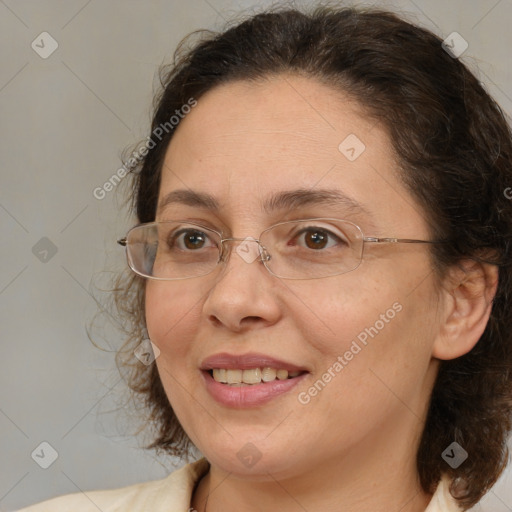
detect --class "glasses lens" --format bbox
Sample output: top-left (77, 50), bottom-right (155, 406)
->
top-left (260, 219), bottom-right (364, 279)
top-left (126, 222), bottom-right (221, 279)
top-left (124, 219), bottom-right (364, 280)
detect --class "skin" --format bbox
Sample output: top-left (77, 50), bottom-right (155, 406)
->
top-left (144, 74), bottom-right (498, 512)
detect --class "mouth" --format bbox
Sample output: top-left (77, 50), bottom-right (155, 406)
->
top-left (206, 367), bottom-right (307, 386)
top-left (200, 352), bottom-right (310, 407)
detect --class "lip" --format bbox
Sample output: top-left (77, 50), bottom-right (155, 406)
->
top-left (200, 352), bottom-right (310, 408)
top-left (201, 369), bottom-right (308, 408)
top-left (200, 352), bottom-right (309, 372)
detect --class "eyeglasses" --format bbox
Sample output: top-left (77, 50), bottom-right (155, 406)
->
top-left (117, 218), bottom-right (446, 281)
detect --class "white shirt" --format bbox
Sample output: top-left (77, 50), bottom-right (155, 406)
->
top-left (17, 457), bottom-right (462, 511)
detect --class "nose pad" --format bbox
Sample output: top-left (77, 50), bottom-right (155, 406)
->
top-left (260, 246), bottom-right (271, 262)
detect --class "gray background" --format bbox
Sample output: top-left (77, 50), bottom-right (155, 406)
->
top-left (1, 0), bottom-right (511, 510)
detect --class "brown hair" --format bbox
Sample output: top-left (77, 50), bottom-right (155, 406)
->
top-left (109, 4), bottom-right (512, 509)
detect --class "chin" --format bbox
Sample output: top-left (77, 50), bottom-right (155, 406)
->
top-left (196, 433), bottom-right (309, 481)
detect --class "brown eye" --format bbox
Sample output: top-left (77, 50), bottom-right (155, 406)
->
top-left (304, 229), bottom-right (329, 249)
top-left (169, 229), bottom-right (212, 251)
top-left (294, 227), bottom-right (346, 250)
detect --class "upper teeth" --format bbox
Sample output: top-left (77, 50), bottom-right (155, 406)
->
top-left (212, 368), bottom-right (301, 385)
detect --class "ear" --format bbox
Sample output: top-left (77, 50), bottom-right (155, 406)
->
top-left (432, 259), bottom-right (499, 360)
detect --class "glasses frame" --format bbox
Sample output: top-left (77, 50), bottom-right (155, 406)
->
top-left (117, 218), bottom-right (447, 281)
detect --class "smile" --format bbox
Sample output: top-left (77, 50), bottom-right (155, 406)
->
top-left (211, 367), bottom-right (303, 385)
top-left (202, 369), bottom-right (308, 407)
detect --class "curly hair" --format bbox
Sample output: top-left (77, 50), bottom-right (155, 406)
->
top-left (109, 4), bottom-right (512, 509)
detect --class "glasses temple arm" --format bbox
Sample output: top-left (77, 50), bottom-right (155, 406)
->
top-left (363, 237), bottom-right (447, 244)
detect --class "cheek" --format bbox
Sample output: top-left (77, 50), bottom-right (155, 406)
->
top-left (145, 282), bottom-right (204, 425)
top-left (289, 274), bottom-right (401, 357)
top-left (293, 258), bottom-right (438, 380)
top-left (293, 288), bottom-right (435, 432)
top-left (144, 282), bottom-right (202, 361)
top-left (144, 282), bottom-right (211, 446)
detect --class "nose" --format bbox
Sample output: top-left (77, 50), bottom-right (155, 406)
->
top-left (202, 238), bottom-right (282, 332)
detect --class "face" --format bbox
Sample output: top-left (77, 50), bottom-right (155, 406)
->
top-left (145, 74), bottom-right (442, 480)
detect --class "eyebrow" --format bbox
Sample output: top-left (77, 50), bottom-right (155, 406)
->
top-left (157, 188), bottom-right (373, 218)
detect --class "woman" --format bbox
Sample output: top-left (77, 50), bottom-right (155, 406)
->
top-left (20, 4), bottom-right (512, 511)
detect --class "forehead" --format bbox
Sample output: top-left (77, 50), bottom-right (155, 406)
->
top-left (156, 74), bottom-right (427, 237)
top-left (165, 74), bottom-right (375, 163)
